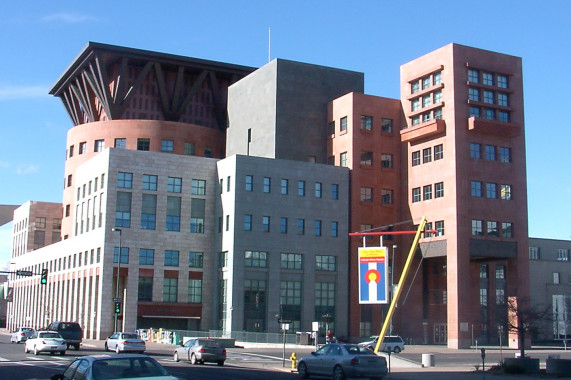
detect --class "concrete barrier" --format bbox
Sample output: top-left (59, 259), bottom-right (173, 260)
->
top-left (546, 358), bottom-right (571, 375)
top-left (422, 353), bottom-right (435, 367)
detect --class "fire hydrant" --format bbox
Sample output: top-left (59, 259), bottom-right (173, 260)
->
top-left (290, 352), bottom-right (297, 371)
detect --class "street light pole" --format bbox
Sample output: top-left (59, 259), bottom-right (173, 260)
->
top-left (112, 227), bottom-right (122, 333)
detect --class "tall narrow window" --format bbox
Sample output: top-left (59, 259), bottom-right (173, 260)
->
top-left (166, 196), bottom-right (181, 231)
top-left (245, 175), bottom-right (253, 191)
top-left (340, 116), bottom-right (347, 132)
top-left (190, 198), bottom-right (205, 233)
top-left (361, 115), bottom-right (373, 130)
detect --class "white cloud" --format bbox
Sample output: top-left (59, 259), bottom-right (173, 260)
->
top-left (16, 164), bottom-right (39, 175)
top-left (42, 12), bottom-right (96, 23)
top-left (0, 85), bottom-right (50, 100)
top-left (0, 161), bottom-right (9, 169)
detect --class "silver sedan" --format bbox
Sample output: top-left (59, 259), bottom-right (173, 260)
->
top-left (173, 338), bottom-right (226, 366)
top-left (297, 343), bottom-right (388, 380)
top-left (104, 332), bottom-right (146, 353)
top-left (10, 327), bottom-right (35, 343)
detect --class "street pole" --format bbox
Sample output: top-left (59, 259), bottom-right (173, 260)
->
top-left (390, 245), bottom-right (397, 335)
top-left (112, 227), bottom-right (122, 333)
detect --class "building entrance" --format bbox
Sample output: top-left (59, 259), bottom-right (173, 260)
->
top-left (434, 323), bottom-right (447, 344)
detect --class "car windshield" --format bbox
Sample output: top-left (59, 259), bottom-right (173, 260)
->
top-left (344, 345), bottom-right (374, 355)
top-left (40, 332), bottom-right (61, 339)
top-left (92, 357), bottom-right (169, 379)
top-left (22, 328), bottom-right (34, 332)
top-left (198, 340), bottom-right (219, 347)
top-left (60, 323), bottom-right (80, 330)
top-left (121, 333), bottom-right (140, 339)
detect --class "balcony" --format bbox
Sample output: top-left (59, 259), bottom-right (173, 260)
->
top-left (400, 118), bottom-right (446, 143)
top-left (468, 117), bottom-right (521, 137)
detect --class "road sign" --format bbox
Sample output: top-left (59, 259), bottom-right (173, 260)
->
top-left (279, 319), bottom-right (292, 324)
top-left (16, 270), bottom-right (33, 277)
top-left (113, 297), bottom-right (123, 302)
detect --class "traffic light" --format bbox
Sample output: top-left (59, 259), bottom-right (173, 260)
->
top-left (40, 269), bottom-right (48, 285)
top-left (114, 300), bottom-right (122, 314)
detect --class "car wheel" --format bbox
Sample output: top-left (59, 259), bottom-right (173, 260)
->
top-left (173, 351), bottom-right (179, 362)
top-left (217, 361), bottom-right (224, 366)
top-left (190, 353), bottom-right (197, 365)
top-left (60, 351), bottom-right (66, 356)
top-left (333, 365), bottom-right (346, 380)
top-left (24, 345), bottom-right (28, 354)
top-left (116, 346), bottom-right (121, 354)
top-left (50, 352), bottom-right (55, 355)
top-left (393, 346), bottom-right (401, 354)
top-left (34, 346), bottom-right (40, 356)
top-left (298, 362), bottom-right (309, 379)
top-left (104, 343), bottom-right (108, 351)
top-left (74, 344), bottom-right (80, 350)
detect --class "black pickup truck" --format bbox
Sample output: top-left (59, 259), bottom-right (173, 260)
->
top-left (46, 321), bottom-right (83, 350)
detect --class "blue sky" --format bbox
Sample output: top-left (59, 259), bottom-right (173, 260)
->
top-left (1, 0), bottom-right (570, 268)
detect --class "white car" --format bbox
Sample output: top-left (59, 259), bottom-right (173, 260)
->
top-left (359, 335), bottom-right (405, 353)
top-left (10, 327), bottom-right (35, 343)
top-left (104, 332), bottom-right (146, 353)
top-left (24, 330), bottom-right (67, 355)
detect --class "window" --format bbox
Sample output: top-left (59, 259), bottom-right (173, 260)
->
top-left (483, 72), bottom-right (494, 86)
top-left (245, 251), bottom-right (267, 267)
top-left (469, 106), bottom-right (480, 118)
top-left (163, 278), bottom-right (178, 303)
top-left (281, 179), bottom-right (288, 195)
top-left (340, 152), bottom-right (348, 167)
top-left (433, 90), bottom-right (442, 104)
top-left (94, 139), bottom-right (104, 152)
top-left (316, 255), bottom-right (336, 271)
top-left (340, 117), bottom-right (347, 132)
top-left (263, 177), bottom-right (271, 193)
top-left (361, 115), bottom-right (373, 130)
top-left (167, 177), bottom-right (182, 193)
top-left (114, 138), bottom-right (126, 149)
top-left (189, 252), bottom-right (203, 268)
top-left (137, 138), bottom-right (150, 151)
top-left (412, 187), bottom-right (421, 203)
top-left (486, 183), bottom-right (497, 199)
top-left (529, 247), bottom-right (540, 260)
top-left (166, 196), bottom-right (181, 231)
top-left (498, 111), bottom-right (510, 122)
top-left (297, 219), bottom-right (305, 235)
top-left (204, 147), bottom-right (212, 157)
top-left (423, 185), bottom-right (432, 200)
top-left (79, 142), bottom-right (87, 154)
top-left (412, 151), bottom-right (420, 166)
top-left (142, 174), bottom-right (157, 191)
top-left (298, 181), bottom-right (305, 196)
top-left (360, 187), bottom-right (373, 202)
top-left (113, 247), bottom-right (129, 264)
top-left (244, 214), bottom-right (252, 231)
top-left (485, 145), bottom-right (496, 161)
top-left (226, 176), bottom-right (231, 192)
top-left (328, 121), bottom-right (335, 135)
top-left (434, 108), bottom-right (442, 119)
top-left (472, 220), bottom-right (484, 236)
top-left (315, 182), bottom-right (322, 198)
top-left (411, 98), bottom-right (420, 111)
top-left (190, 198), bottom-right (205, 233)
top-left (192, 179), bottom-right (206, 195)
top-left (331, 221), bottom-right (339, 237)
top-left (484, 108), bottom-right (495, 120)
top-left (161, 140), bottom-right (174, 152)
top-left (138, 277), bottom-right (153, 301)
top-left (314, 220), bottom-right (322, 236)
top-left (280, 281), bottom-right (302, 307)
top-left (381, 118), bottom-right (393, 133)
top-left (553, 272), bottom-right (560, 284)
top-left (141, 194), bottom-right (156, 230)
top-left (188, 279), bottom-right (202, 303)
top-left (434, 144), bottom-right (443, 160)
top-left (332, 184), bottom-right (339, 200)
top-left (245, 175), bottom-right (253, 191)
top-left (471, 181), bottom-right (482, 197)
top-left (165, 250), bottom-right (179, 266)
top-left (500, 184), bottom-right (512, 200)
top-left (468, 88), bottom-right (480, 102)
top-left (411, 81), bottom-right (420, 94)
top-left (497, 75), bottom-right (508, 88)
top-left (468, 69), bottom-right (479, 83)
top-left (557, 249), bottom-right (570, 262)
top-left (433, 71), bottom-right (442, 85)
top-left (262, 216), bottom-right (270, 232)
top-left (360, 151), bottom-right (373, 166)
top-left (412, 115), bottom-right (420, 126)
top-left (499, 147), bottom-right (512, 163)
top-left (184, 142), bottom-right (195, 155)
top-left (423, 148), bottom-right (432, 163)
top-left (501, 222), bottom-right (513, 238)
top-left (483, 90), bottom-right (494, 104)
top-left (381, 189), bottom-right (393, 205)
top-left (35, 217), bottom-right (46, 229)
top-left (470, 143), bottom-right (481, 159)
top-left (435, 220), bottom-right (445, 236)
top-left (422, 111), bottom-right (431, 122)
top-left (281, 253), bottom-right (302, 270)
top-left (422, 94), bottom-right (431, 108)
top-left (117, 172), bottom-right (133, 188)
top-left (435, 182), bottom-right (444, 198)
top-left (115, 192), bottom-right (132, 228)
top-left (381, 154), bottom-right (393, 168)
top-left (280, 217), bottom-right (288, 234)
top-left (497, 93), bottom-right (509, 107)
top-left (422, 76), bottom-right (431, 89)
top-left (487, 221), bottom-right (499, 237)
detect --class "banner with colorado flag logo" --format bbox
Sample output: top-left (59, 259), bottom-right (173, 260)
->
top-left (358, 247), bottom-right (388, 304)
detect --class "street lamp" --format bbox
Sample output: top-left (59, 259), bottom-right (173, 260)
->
top-left (112, 227), bottom-right (122, 333)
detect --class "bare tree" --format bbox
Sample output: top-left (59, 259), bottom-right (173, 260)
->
top-left (504, 296), bottom-right (551, 358)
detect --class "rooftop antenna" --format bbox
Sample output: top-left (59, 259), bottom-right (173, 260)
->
top-left (268, 27), bottom-right (271, 63)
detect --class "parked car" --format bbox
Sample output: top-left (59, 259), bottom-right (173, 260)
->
top-left (359, 335), bottom-right (405, 353)
top-left (297, 343), bottom-right (388, 380)
top-left (49, 354), bottom-right (179, 380)
top-left (24, 330), bottom-right (67, 355)
top-left (173, 338), bottom-right (226, 366)
top-left (46, 321), bottom-right (83, 350)
top-left (10, 327), bottom-right (35, 343)
top-left (105, 332), bottom-right (146, 353)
